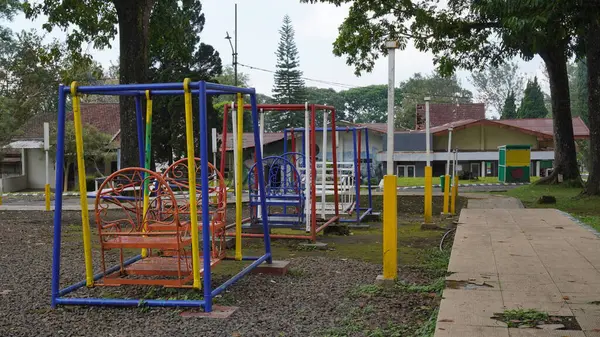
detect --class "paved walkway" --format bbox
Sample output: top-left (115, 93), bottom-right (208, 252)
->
top-left (435, 198), bottom-right (600, 336)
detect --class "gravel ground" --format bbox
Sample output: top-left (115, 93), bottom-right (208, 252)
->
top-left (0, 208), bottom-right (442, 337)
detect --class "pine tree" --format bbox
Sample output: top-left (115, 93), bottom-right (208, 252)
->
top-left (269, 15), bottom-right (306, 131)
top-left (517, 77), bottom-right (549, 118)
top-left (501, 91), bottom-right (517, 119)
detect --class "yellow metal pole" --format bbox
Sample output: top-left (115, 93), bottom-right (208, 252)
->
top-left (71, 82), bottom-right (94, 287)
top-left (183, 79), bottom-right (201, 289)
top-left (443, 174), bottom-right (450, 214)
top-left (451, 176), bottom-right (458, 215)
top-left (382, 175), bottom-right (398, 280)
top-left (141, 90), bottom-right (152, 258)
top-left (234, 93), bottom-right (243, 261)
top-left (424, 166), bottom-right (433, 223)
top-left (45, 184), bottom-right (51, 211)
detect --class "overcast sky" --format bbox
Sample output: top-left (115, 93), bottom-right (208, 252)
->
top-left (7, 0), bottom-right (548, 116)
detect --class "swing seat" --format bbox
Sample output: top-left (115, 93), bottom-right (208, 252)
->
top-left (248, 155), bottom-right (305, 227)
top-left (162, 158), bottom-right (228, 260)
top-left (94, 167), bottom-right (194, 287)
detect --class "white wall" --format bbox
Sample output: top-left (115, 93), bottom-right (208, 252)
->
top-left (0, 175), bottom-right (27, 192)
top-left (26, 148), bottom-right (56, 189)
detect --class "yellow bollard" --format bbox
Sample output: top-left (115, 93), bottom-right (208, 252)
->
top-left (442, 174), bottom-right (450, 215)
top-left (451, 176), bottom-right (458, 215)
top-left (382, 175), bottom-right (398, 280)
top-left (45, 184), bottom-right (51, 211)
top-left (424, 166), bottom-right (433, 223)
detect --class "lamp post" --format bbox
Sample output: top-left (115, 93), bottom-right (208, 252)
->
top-left (379, 40), bottom-right (400, 283)
top-left (225, 4), bottom-right (238, 86)
top-left (424, 97), bottom-right (432, 223)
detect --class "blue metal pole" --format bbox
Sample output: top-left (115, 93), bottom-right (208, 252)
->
top-left (352, 129), bottom-right (360, 223)
top-left (51, 85), bottom-right (67, 309)
top-left (365, 129), bottom-right (373, 210)
top-left (250, 94), bottom-right (273, 264)
top-left (211, 253), bottom-right (271, 297)
top-left (55, 297), bottom-right (206, 308)
top-left (134, 96), bottom-right (145, 167)
top-left (59, 255), bottom-right (142, 296)
top-left (205, 82), bottom-right (255, 94)
top-left (198, 81), bottom-right (213, 312)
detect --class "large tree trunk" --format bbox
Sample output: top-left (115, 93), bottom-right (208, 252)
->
top-left (538, 47), bottom-right (582, 185)
top-left (113, 0), bottom-right (155, 168)
top-left (584, 11), bottom-right (600, 195)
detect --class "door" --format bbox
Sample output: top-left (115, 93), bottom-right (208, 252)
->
top-left (397, 165), bottom-right (406, 177)
top-left (470, 162), bottom-right (480, 177)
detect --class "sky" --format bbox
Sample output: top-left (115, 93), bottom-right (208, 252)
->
top-left (6, 0), bottom-right (548, 117)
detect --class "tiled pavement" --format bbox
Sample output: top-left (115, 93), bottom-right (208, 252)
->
top-left (435, 200), bottom-right (600, 337)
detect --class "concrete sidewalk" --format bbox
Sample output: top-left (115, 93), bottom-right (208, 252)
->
top-left (435, 204), bottom-right (600, 336)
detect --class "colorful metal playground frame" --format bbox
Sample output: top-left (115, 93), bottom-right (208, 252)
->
top-left (220, 104), bottom-right (340, 241)
top-left (51, 80), bottom-right (272, 312)
top-left (282, 126), bottom-right (374, 224)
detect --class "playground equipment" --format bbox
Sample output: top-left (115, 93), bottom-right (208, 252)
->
top-left (51, 79), bottom-right (272, 312)
top-left (219, 104), bottom-right (373, 241)
top-left (281, 126), bottom-right (373, 225)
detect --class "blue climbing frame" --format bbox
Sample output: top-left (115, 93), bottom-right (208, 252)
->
top-left (50, 81), bottom-right (272, 311)
top-left (282, 126), bottom-right (373, 224)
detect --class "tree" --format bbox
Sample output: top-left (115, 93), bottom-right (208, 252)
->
top-left (501, 91), bottom-right (517, 120)
top-left (342, 85), bottom-right (402, 123)
top-left (270, 14), bottom-right (306, 131)
top-left (50, 122), bottom-right (112, 191)
top-left (470, 62), bottom-right (524, 117)
top-left (303, 0), bottom-right (581, 185)
top-left (397, 73), bottom-right (472, 129)
top-left (147, 0), bottom-right (222, 165)
top-left (0, 28), bottom-right (103, 147)
top-left (517, 77), bottom-right (549, 118)
top-left (24, 0), bottom-right (156, 168)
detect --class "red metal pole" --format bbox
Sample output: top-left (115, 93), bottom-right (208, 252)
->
top-left (310, 104), bottom-right (317, 242)
top-left (330, 108), bottom-right (340, 219)
top-left (316, 216), bottom-right (339, 233)
top-left (219, 104), bottom-right (229, 178)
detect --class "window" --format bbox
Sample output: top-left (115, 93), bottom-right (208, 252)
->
top-left (397, 165), bottom-right (416, 177)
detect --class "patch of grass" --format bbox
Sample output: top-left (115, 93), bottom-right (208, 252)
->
top-left (496, 308), bottom-right (549, 328)
top-left (367, 322), bottom-right (412, 337)
top-left (414, 308), bottom-right (438, 337)
top-left (505, 184), bottom-right (600, 232)
top-left (350, 284), bottom-right (383, 298)
top-left (396, 277), bottom-right (445, 294)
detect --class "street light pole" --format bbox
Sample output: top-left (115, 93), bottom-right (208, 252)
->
top-left (225, 4), bottom-right (238, 86)
top-left (379, 40), bottom-right (400, 283)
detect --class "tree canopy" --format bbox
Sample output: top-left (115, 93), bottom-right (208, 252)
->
top-left (471, 62), bottom-right (524, 117)
top-left (269, 14), bottom-right (306, 131)
top-left (397, 73), bottom-right (472, 129)
top-left (148, 0), bottom-right (222, 165)
top-left (517, 77), bottom-right (549, 118)
top-left (303, 0), bottom-right (582, 185)
top-left (501, 91), bottom-right (517, 120)
top-left (24, 0), bottom-right (155, 168)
